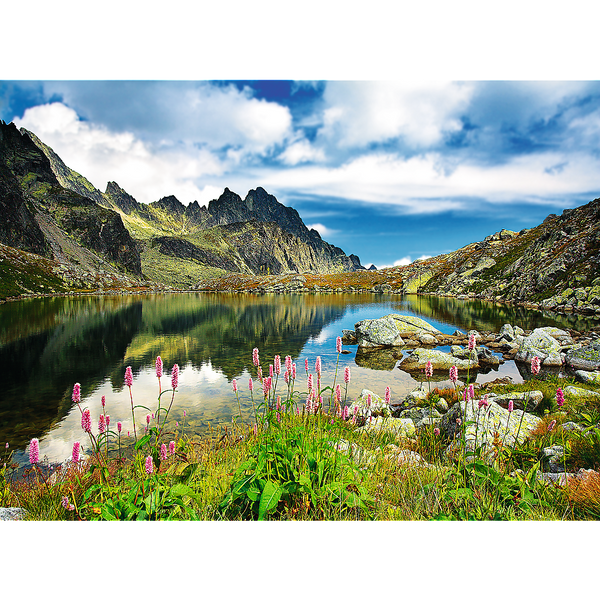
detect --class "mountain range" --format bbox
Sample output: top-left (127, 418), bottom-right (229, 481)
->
top-left (1, 119), bottom-right (599, 314)
top-left (0, 121), bottom-right (363, 297)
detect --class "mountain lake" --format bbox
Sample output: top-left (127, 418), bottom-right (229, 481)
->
top-left (2, 291), bottom-right (598, 467)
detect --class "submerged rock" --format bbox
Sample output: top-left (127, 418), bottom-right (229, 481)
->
top-left (354, 347), bottom-right (402, 371)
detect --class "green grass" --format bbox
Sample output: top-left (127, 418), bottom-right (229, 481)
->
top-left (3, 348), bottom-right (599, 521)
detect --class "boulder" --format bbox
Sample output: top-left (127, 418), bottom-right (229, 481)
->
top-left (355, 316), bottom-right (405, 347)
top-left (498, 323), bottom-right (515, 342)
top-left (440, 398), bottom-right (542, 461)
top-left (488, 390), bottom-right (544, 411)
top-left (398, 406), bottom-right (443, 421)
top-left (564, 385), bottom-right (600, 399)
top-left (515, 328), bottom-right (562, 363)
top-left (357, 416), bottom-right (416, 440)
top-left (574, 370), bottom-right (600, 384)
top-left (399, 348), bottom-right (479, 372)
top-left (418, 331), bottom-right (438, 345)
top-left (383, 446), bottom-right (431, 468)
top-left (387, 314), bottom-right (441, 336)
top-left (341, 329), bottom-right (357, 345)
top-left (349, 389), bottom-right (392, 419)
top-left (565, 341), bottom-right (600, 371)
top-left (541, 445), bottom-right (565, 473)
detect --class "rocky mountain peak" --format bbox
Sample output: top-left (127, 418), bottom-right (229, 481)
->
top-left (104, 181), bottom-right (140, 214)
top-left (153, 195), bottom-right (186, 215)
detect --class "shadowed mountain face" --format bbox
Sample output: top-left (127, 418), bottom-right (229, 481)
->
top-left (0, 123), bottom-right (363, 289)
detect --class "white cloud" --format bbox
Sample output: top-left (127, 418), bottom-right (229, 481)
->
top-left (374, 254), bottom-right (432, 269)
top-left (279, 138), bottom-right (325, 165)
top-left (15, 102), bottom-right (224, 204)
top-left (306, 223), bottom-right (338, 238)
top-left (317, 81), bottom-right (475, 149)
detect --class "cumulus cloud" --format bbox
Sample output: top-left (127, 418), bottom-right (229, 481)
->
top-left (306, 223), bottom-right (338, 238)
top-left (374, 254), bottom-right (432, 270)
top-left (279, 138), bottom-right (325, 165)
top-left (316, 81), bottom-right (475, 149)
top-left (14, 102), bottom-right (224, 204)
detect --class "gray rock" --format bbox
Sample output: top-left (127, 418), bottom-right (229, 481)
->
top-left (515, 328), bottom-right (562, 363)
top-left (561, 421), bottom-right (584, 432)
top-left (418, 332), bottom-right (437, 345)
top-left (405, 388), bottom-right (428, 403)
top-left (564, 385), bottom-right (600, 398)
top-left (491, 390), bottom-right (544, 411)
top-left (565, 341), bottom-right (600, 371)
top-left (498, 323), bottom-right (515, 342)
top-left (399, 406), bottom-right (442, 421)
top-left (400, 348), bottom-right (479, 372)
top-left (355, 316), bottom-right (405, 347)
top-left (0, 507), bottom-right (26, 521)
top-left (541, 445), bottom-right (566, 473)
top-left (357, 416), bottom-right (416, 440)
top-left (543, 352), bottom-right (564, 367)
top-left (349, 389), bottom-right (392, 419)
top-left (575, 370), bottom-right (600, 384)
top-left (341, 329), bottom-right (357, 345)
top-left (435, 398), bottom-right (449, 413)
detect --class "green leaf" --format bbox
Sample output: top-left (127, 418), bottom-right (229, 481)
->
top-left (258, 481), bottom-right (281, 521)
top-left (169, 483), bottom-right (194, 498)
top-left (134, 434), bottom-right (152, 451)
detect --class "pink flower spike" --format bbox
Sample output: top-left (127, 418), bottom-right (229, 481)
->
top-left (101, 395), bottom-right (106, 408)
top-left (171, 364), bottom-right (179, 390)
top-left (284, 371), bottom-right (290, 385)
top-left (81, 409), bottom-right (92, 433)
top-left (315, 356), bottom-right (322, 378)
top-left (232, 379), bottom-right (238, 393)
top-left (304, 358), bottom-right (309, 373)
top-left (269, 364), bottom-right (274, 378)
top-left (434, 428), bottom-right (440, 436)
top-left (292, 363), bottom-right (297, 380)
top-left (156, 356), bottom-right (163, 379)
top-left (72, 441), bottom-right (80, 463)
top-left (556, 387), bottom-right (565, 408)
top-left (146, 414), bottom-right (151, 425)
top-left (160, 443), bottom-right (168, 461)
top-left (29, 438), bottom-right (39, 465)
top-left (285, 355), bottom-right (292, 372)
top-left (336, 336), bottom-right (342, 353)
top-left (468, 333), bottom-right (476, 351)
top-left (336, 384), bottom-right (342, 404)
top-left (548, 419), bottom-right (557, 432)
top-left (106, 415), bottom-right (110, 428)
top-left (72, 383), bottom-right (81, 403)
top-left (367, 394), bottom-right (372, 407)
top-left (252, 347), bottom-right (260, 367)
top-left (145, 455), bottom-right (153, 475)
top-left (508, 400), bottom-right (514, 413)
top-left (117, 422), bottom-right (122, 434)
top-left (98, 414), bottom-right (106, 434)
top-left (468, 384), bottom-right (475, 400)
top-left (249, 378), bottom-right (253, 392)
top-left (531, 356), bottom-right (541, 376)
top-left (385, 386), bottom-right (391, 404)
top-left (344, 366), bottom-right (351, 384)
top-left (449, 366), bottom-right (458, 384)
top-left (307, 373), bottom-right (314, 393)
top-left (124, 366), bottom-right (133, 388)
top-left (169, 440), bottom-right (175, 455)
top-left (183, 410), bottom-right (186, 418)
top-left (274, 355), bottom-right (281, 375)
top-left (425, 361), bottom-right (433, 379)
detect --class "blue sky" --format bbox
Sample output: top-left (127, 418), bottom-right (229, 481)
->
top-left (2, 79), bottom-right (600, 268)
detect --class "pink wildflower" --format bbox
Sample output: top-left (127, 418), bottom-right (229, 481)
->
top-left (101, 395), bottom-right (106, 408)
top-left (336, 336), bottom-right (342, 353)
top-left (106, 415), bottom-right (110, 428)
top-left (456, 418), bottom-right (462, 426)
top-left (292, 363), bottom-right (297, 380)
top-left (531, 356), bottom-right (541, 376)
top-left (468, 333), bottom-right (476, 351)
top-left (61, 496), bottom-right (75, 511)
top-left (160, 443), bottom-right (168, 461)
top-left (304, 358), bottom-right (309, 373)
top-left (156, 356), bottom-right (163, 379)
top-left (72, 441), bottom-right (80, 463)
top-left (274, 355), bottom-right (281, 375)
top-left (276, 396), bottom-right (282, 411)
top-left (306, 395), bottom-right (313, 413)
top-left (169, 440), bottom-right (175, 455)
top-left (146, 414), bottom-right (151, 425)
top-left (285, 355), bottom-right (292, 373)
top-left (478, 394), bottom-right (489, 409)
top-left (171, 364), bottom-right (179, 390)
top-left (344, 366), bottom-right (351, 384)
top-left (307, 373), bottom-right (314, 393)
top-left (367, 394), bottom-right (372, 407)
top-left (468, 384), bottom-right (475, 400)
top-left (145, 455), bottom-right (153, 475)
top-left (342, 406), bottom-right (349, 420)
top-left (336, 384), bottom-right (342, 404)
top-left (249, 377), bottom-right (253, 392)
top-left (284, 371), bottom-right (290, 385)
top-left (98, 414), bottom-right (106, 434)
top-left (556, 387), bottom-right (565, 408)
top-left (183, 410), bottom-right (187, 417)
top-left (385, 386), bottom-right (391, 405)
top-left (117, 422), bottom-right (122, 434)
top-left (449, 366), bottom-right (458, 384)
top-left (548, 419), bottom-right (557, 432)
top-left (232, 379), bottom-right (238, 393)
top-left (276, 412), bottom-right (281, 423)
top-left (315, 356), bottom-right (322, 378)
top-left (508, 400), bottom-right (514, 413)
top-left (72, 383), bottom-right (81, 403)
top-left (425, 361), bottom-right (433, 378)
top-left (124, 366), bottom-right (133, 388)
top-left (434, 428), bottom-right (440, 436)
top-left (81, 409), bottom-right (92, 433)
top-left (252, 347), bottom-right (260, 367)
top-left (269, 364), bottom-right (274, 378)
top-left (29, 438), bottom-right (39, 465)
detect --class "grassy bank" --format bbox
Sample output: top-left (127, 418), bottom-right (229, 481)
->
top-left (2, 347), bottom-right (600, 521)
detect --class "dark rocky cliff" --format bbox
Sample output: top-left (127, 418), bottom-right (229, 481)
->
top-left (0, 121), bottom-right (142, 279)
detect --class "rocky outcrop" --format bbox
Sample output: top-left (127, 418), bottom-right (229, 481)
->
top-left (0, 121), bottom-right (142, 280)
top-left (400, 348), bottom-right (479, 372)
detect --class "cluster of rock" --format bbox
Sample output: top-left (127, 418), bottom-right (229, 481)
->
top-left (539, 280), bottom-right (600, 314)
top-left (336, 379), bottom-right (600, 486)
top-left (340, 313), bottom-right (600, 376)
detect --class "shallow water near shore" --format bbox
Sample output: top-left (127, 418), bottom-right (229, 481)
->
top-left (1, 291), bottom-right (597, 466)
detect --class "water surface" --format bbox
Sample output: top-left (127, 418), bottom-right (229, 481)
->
top-left (1, 292), bottom-right (596, 465)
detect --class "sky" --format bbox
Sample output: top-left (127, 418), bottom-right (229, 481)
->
top-left (3, 79), bottom-right (600, 269)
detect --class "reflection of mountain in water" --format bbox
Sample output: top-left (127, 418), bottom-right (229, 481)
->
top-left (121, 293), bottom-right (347, 381)
top-left (0, 293), bottom-right (346, 448)
top-left (0, 299), bottom-right (143, 447)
